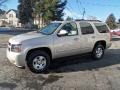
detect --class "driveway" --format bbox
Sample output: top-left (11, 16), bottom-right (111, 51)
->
top-left (0, 31), bottom-right (120, 90)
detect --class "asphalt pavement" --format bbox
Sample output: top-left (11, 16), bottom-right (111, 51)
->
top-left (0, 31), bottom-right (120, 90)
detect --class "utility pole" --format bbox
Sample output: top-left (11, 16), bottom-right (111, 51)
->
top-left (82, 8), bottom-right (86, 19)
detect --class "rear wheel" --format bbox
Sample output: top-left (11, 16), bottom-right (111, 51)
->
top-left (27, 50), bottom-right (50, 73)
top-left (92, 44), bottom-right (105, 60)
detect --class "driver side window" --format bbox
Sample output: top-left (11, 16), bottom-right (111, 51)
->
top-left (62, 22), bottom-right (78, 36)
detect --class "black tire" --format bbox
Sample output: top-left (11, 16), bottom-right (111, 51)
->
top-left (92, 44), bottom-right (105, 60)
top-left (27, 50), bottom-right (50, 73)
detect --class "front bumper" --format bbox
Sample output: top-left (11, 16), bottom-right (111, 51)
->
top-left (7, 49), bottom-right (26, 67)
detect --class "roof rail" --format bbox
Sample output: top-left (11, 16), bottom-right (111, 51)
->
top-left (75, 19), bottom-right (102, 22)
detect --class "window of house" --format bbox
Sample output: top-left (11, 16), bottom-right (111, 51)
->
top-left (61, 22), bottom-right (78, 36)
top-left (9, 14), bottom-right (13, 18)
top-left (94, 23), bottom-right (109, 33)
top-left (80, 22), bottom-right (94, 35)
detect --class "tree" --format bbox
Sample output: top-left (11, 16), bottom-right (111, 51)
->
top-left (66, 16), bottom-right (73, 21)
top-left (0, 9), bottom-right (5, 14)
top-left (18, 0), bottom-right (33, 25)
top-left (52, 0), bottom-right (67, 21)
top-left (18, 0), bottom-right (67, 27)
top-left (106, 13), bottom-right (117, 29)
top-left (34, 0), bottom-right (67, 27)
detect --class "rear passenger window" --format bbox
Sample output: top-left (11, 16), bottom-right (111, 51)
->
top-left (94, 23), bottom-right (109, 33)
top-left (80, 22), bottom-right (94, 35)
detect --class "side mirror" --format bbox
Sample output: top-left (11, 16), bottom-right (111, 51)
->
top-left (57, 29), bottom-right (68, 36)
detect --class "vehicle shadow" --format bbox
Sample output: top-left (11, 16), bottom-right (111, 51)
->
top-left (48, 49), bottom-right (120, 73)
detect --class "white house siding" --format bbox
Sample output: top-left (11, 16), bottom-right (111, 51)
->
top-left (6, 10), bottom-right (21, 27)
top-left (0, 10), bottom-right (21, 27)
top-left (34, 18), bottom-right (43, 28)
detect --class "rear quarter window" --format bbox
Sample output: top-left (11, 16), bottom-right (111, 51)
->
top-left (94, 23), bottom-right (109, 33)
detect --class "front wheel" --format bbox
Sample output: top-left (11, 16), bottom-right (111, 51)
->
top-left (92, 44), bottom-right (105, 60)
top-left (27, 50), bottom-right (50, 73)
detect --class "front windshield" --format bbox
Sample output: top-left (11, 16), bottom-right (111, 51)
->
top-left (39, 23), bottom-right (61, 35)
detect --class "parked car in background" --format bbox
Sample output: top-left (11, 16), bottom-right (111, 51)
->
top-left (111, 29), bottom-right (120, 36)
top-left (7, 20), bottom-right (112, 73)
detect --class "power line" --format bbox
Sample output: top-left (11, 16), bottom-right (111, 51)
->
top-left (65, 7), bottom-right (78, 18)
top-left (67, 2), bottom-right (78, 15)
top-left (67, 1), bottom-right (82, 18)
top-left (76, 0), bottom-right (86, 19)
top-left (76, 0), bottom-right (82, 15)
top-left (66, 1), bottom-right (86, 19)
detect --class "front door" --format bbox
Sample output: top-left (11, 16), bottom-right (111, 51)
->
top-left (54, 22), bottom-right (81, 58)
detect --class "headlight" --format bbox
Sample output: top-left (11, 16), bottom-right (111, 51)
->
top-left (11, 44), bottom-right (22, 52)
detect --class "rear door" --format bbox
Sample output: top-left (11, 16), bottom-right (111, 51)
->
top-left (79, 22), bottom-right (96, 52)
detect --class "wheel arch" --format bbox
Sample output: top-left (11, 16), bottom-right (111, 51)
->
top-left (94, 40), bottom-right (106, 49)
top-left (26, 47), bottom-right (52, 61)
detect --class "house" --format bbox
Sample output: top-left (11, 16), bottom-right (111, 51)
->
top-left (34, 15), bottom-right (44, 28)
top-left (0, 14), bottom-right (7, 26)
top-left (0, 9), bottom-right (44, 28)
top-left (0, 9), bottom-right (21, 27)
